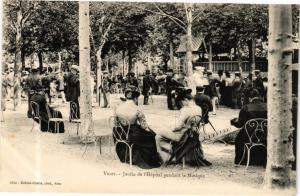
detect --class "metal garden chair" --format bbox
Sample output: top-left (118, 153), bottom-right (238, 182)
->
top-left (108, 115), bottom-right (133, 167)
top-left (70, 101), bottom-right (81, 135)
top-left (30, 101), bottom-right (41, 132)
top-left (238, 118), bottom-right (267, 169)
top-left (45, 103), bottom-right (64, 133)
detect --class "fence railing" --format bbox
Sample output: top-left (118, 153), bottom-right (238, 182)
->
top-left (193, 61), bottom-right (268, 72)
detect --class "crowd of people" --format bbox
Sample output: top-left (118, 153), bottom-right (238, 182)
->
top-left (111, 67), bottom-right (297, 170)
top-left (1, 65), bottom-right (297, 170)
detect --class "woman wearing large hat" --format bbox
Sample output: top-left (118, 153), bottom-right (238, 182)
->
top-left (112, 87), bottom-right (162, 169)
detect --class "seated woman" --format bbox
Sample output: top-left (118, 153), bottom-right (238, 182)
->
top-left (231, 88), bottom-right (267, 166)
top-left (156, 88), bottom-right (211, 167)
top-left (31, 90), bottom-right (64, 133)
top-left (113, 88), bottom-right (162, 169)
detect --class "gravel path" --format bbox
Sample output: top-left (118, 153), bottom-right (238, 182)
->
top-left (0, 96), bottom-right (296, 195)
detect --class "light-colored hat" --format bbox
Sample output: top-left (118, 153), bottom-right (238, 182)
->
top-left (71, 65), bottom-right (79, 72)
top-left (194, 66), bottom-right (205, 71)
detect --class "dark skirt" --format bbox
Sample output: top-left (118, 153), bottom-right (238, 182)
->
top-left (113, 124), bottom-right (162, 169)
top-left (166, 129), bottom-right (212, 167)
top-left (222, 86), bottom-right (233, 108)
top-left (31, 93), bottom-right (65, 133)
top-left (234, 128), bottom-right (267, 166)
top-left (34, 111), bottom-right (65, 133)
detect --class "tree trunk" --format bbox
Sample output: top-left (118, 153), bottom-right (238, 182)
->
top-left (106, 58), bottom-right (109, 72)
top-left (96, 48), bottom-right (102, 106)
top-left (122, 50), bottom-right (126, 76)
top-left (251, 38), bottom-right (256, 72)
top-left (147, 52), bottom-right (151, 71)
top-left (264, 4), bottom-right (294, 190)
top-left (185, 3), bottom-right (193, 77)
top-left (128, 44), bottom-right (132, 73)
top-left (236, 42), bottom-right (243, 72)
top-left (58, 51), bottom-right (62, 72)
top-left (170, 41), bottom-right (175, 71)
top-left (208, 43), bottom-right (213, 71)
top-left (37, 52), bottom-right (43, 73)
top-left (21, 47), bottom-right (25, 70)
top-left (14, 8), bottom-right (22, 77)
top-left (79, 1), bottom-right (93, 136)
top-left (163, 57), bottom-right (169, 72)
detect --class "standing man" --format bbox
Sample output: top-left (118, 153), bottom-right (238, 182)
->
top-left (66, 65), bottom-right (80, 118)
top-left (1, 71), bottom-right (7, 111)
top-left (232, 72), bottom-right (243, 109)
top-left (191, 66), bottom-right (206, 95)
top-left (166, 69), bottom-right (184, 110)
top-left (102, 71), bottom-right (112, 108)
top-left (204, 70), bottom-right (219, 115)
top-left (57, 71), bottom-right (67, 104)
top-left (166, 69), bottom-right (175, 110)
top-left (5, 69), bottom-right (14, 101)
top-left (142, 70), bottom-right (153, 105)
top-left (253, 69), bottom-right (265, 98)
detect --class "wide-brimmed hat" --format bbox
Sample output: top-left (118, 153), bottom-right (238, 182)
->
top-left (70, 65), bottom-right (79, 72)
top-left (177, 88), bottom-right (193, 102)
top-left (124, 87), bottom-right (140, 99)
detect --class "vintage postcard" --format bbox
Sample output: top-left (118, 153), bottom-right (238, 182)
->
top-left (0, 0), bottom-right (298, 195)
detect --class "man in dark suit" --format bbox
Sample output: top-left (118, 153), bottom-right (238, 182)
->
top-left (231, 89), bottom-right (267, 166)
top-left (253, 70), bottom-right (265, 99)
top-left (66, 65), bottom-right (80, 118)
top-left (165, 69), bottom-right (184, 110)
top-left (165, 69), bottom-right (174, 110)
top-left (142, 70), bottom-right (153, 105)
top-left (194, 86), bottom-right (213, 124)
top-left (204, 70), bottom-right (218, 115)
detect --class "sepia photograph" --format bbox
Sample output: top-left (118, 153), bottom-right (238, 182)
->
top-left (0, 0), bottom-right (299, 195)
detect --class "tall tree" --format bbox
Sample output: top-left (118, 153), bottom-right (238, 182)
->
top-left (136, 3), bottom-right (205, 82)
top-left (105, 2), bottom-right (150, 74)
top-left (79, 1), bottom-right (93, 136)
top-left (4, 0), bottom-right (35, 75)
top-left (90, 2), bottom-right (115, 105)
top-left (264, 4), bottom-right (294, 189)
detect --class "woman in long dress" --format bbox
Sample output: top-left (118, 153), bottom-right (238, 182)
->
top-left (155, 89), bottom-right (211, 167)
top-left (31, 91), bottom-right (65, 133)
top-left (113, 87), bottom-right (162, 169)
top-left (222, 71), bottom-right (233, 108)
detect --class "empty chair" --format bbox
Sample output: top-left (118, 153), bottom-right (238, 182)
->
top-left (70, 101), bottom-right (81, 135)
